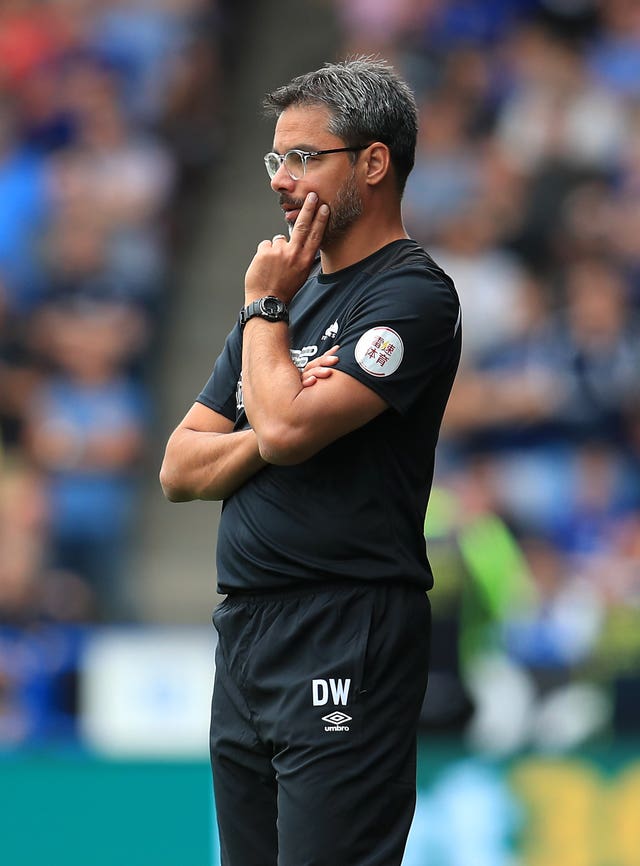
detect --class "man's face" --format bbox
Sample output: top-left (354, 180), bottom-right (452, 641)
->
top-left (270, 104), bottom-right (364, 246)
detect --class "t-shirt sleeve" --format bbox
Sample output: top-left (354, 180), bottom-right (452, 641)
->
top-left (196, 326), bottom-right (242, 422)
top-left (335, 267), bottom-right (461, 415)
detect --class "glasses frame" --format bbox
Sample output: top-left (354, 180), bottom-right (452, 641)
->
top-left (264, 145), bottom-right (370, 180)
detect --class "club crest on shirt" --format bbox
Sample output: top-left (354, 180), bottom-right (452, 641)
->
top-left (321, 320), bottom-right (339, 342)
top-left (355, 327), bottom-right (404, 378)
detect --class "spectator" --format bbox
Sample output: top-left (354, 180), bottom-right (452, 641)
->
top-left (0, 96), bottom-right (52, 316)
top-left (497, 22), bottom-right (627, 172)
top-left (422, 202), bottom-right (531, 364)
top-left (22, 301), bottom-right (149, 619)
top-left (0, 453), bottom-right (96, 624)
top-left (403, 90), bottom-right (485, 241)
top-left (588, 0), bottom-right (640, 98)
top-left (557, 255), bottom-right (640, 441)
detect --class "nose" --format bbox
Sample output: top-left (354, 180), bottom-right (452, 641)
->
top-left (270, 161), bottom-right (295, 193)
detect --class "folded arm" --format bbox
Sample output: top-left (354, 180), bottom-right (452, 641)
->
top-left (159, 401), bottom-right (266, 502)
top-left (242, 322), bottom-right (387, 465)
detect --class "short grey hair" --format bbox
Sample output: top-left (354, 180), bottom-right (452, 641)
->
top-left (263, 57), bottom-right (418, 196)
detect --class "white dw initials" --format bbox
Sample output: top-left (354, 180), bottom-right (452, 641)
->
top-left (312, 678), bottom-right (351, 706)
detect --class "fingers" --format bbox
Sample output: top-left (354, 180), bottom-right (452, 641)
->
top-left (301, 363), bottom-right (336, 387)
top-left (256, 235), bottom-right (286, 253)
top-left (304, 346), bottom-right (340, 370)
top-left (316, 345), bottom-right (340, 366)
top-left (247, 194), bottom-right (329, 303)
top-left (290, 192), bottom-right (330, 251)
top-left (259, 193), bottom-right (329, 255)
top-left (301, 345), bottom-right (340, 387)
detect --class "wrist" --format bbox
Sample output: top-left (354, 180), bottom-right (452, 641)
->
top-left (244, 288), bottom-right (266, 305)
top-left (239, 296), bottom-right (289, 329)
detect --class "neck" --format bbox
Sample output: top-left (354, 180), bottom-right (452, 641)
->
top-left (319, 203), bottom-right (409, 274)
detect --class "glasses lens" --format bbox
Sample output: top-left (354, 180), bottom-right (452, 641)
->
top-left (264, 153), bottom-right (280, 179)
top-left (284, 151), bottom-right (305, 180)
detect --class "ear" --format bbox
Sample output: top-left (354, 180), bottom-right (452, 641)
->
top-left (363, 142), bottom-right (391, 187)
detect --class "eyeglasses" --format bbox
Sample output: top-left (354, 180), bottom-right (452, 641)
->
top-left (264, 145), bottom-right (369, 180)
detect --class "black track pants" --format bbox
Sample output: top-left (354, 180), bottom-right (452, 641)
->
top-left (210, 581), bottom-right (431, 866)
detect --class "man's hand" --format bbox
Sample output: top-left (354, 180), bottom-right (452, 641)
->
top-left (301, 345), bottom-right (340, 387)
top-left (244, 192), bottom-right (330, 305)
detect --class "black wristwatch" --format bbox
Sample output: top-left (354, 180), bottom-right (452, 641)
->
top-left (239, 296), bottom-right (289, 329)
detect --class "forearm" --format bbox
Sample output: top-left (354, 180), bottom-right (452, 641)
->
top-left (160, 426), bottom-right (266, 502)
top-left (241, 320), bottom-right (308, 464)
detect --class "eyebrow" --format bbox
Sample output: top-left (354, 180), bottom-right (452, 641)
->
top-left (272, 143), bottom-right (321, 153)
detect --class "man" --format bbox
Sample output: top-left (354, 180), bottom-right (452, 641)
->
top-left (160, 58), bottom-right (461, 866)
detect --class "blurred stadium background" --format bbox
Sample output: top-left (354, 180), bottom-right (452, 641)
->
top-left (1, 0), bottom-right (639, 864)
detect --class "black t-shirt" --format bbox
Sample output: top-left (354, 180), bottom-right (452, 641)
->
top-left (197, 239), bottom-right (461, 593)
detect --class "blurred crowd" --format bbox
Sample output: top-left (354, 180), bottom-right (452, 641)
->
top-left (0, 0), bottom-right (226, 626)
top-left (1, 0), bottom-right (639, 751)
top-left (332, 0), bottom-right (640, 747)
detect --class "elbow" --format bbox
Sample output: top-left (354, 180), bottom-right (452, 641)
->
top-left (159, 461), bottom-right (190, 502)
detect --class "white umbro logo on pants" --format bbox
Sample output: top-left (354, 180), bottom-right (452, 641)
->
top-left (312, 679), bottom-right (352, 732)
top-left (322, 711), bottom-right (352, 725)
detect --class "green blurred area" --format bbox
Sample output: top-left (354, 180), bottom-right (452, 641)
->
top-left (3, 739), bottom-right (640, 866)
top-left (0, 755), bottom-right (216, 866)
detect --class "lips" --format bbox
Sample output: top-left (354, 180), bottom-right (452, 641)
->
top-left (283, 207), bottom-right (301, 225)
top-left (280, 196), bottom-right (304, 225)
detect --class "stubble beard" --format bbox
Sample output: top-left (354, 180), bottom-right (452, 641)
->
top-left (281, 170), bottom-right (363, 246)
top-left (321, 169), bottom-right (363, 248)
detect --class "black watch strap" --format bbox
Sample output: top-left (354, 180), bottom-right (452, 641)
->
top-left (239, 296), bottom-right (289, 329)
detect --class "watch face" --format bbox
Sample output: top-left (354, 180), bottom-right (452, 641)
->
top-left (239, 296), bottom-right (287, 329)
top-left (261, 296), bottom-right (282, 317)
